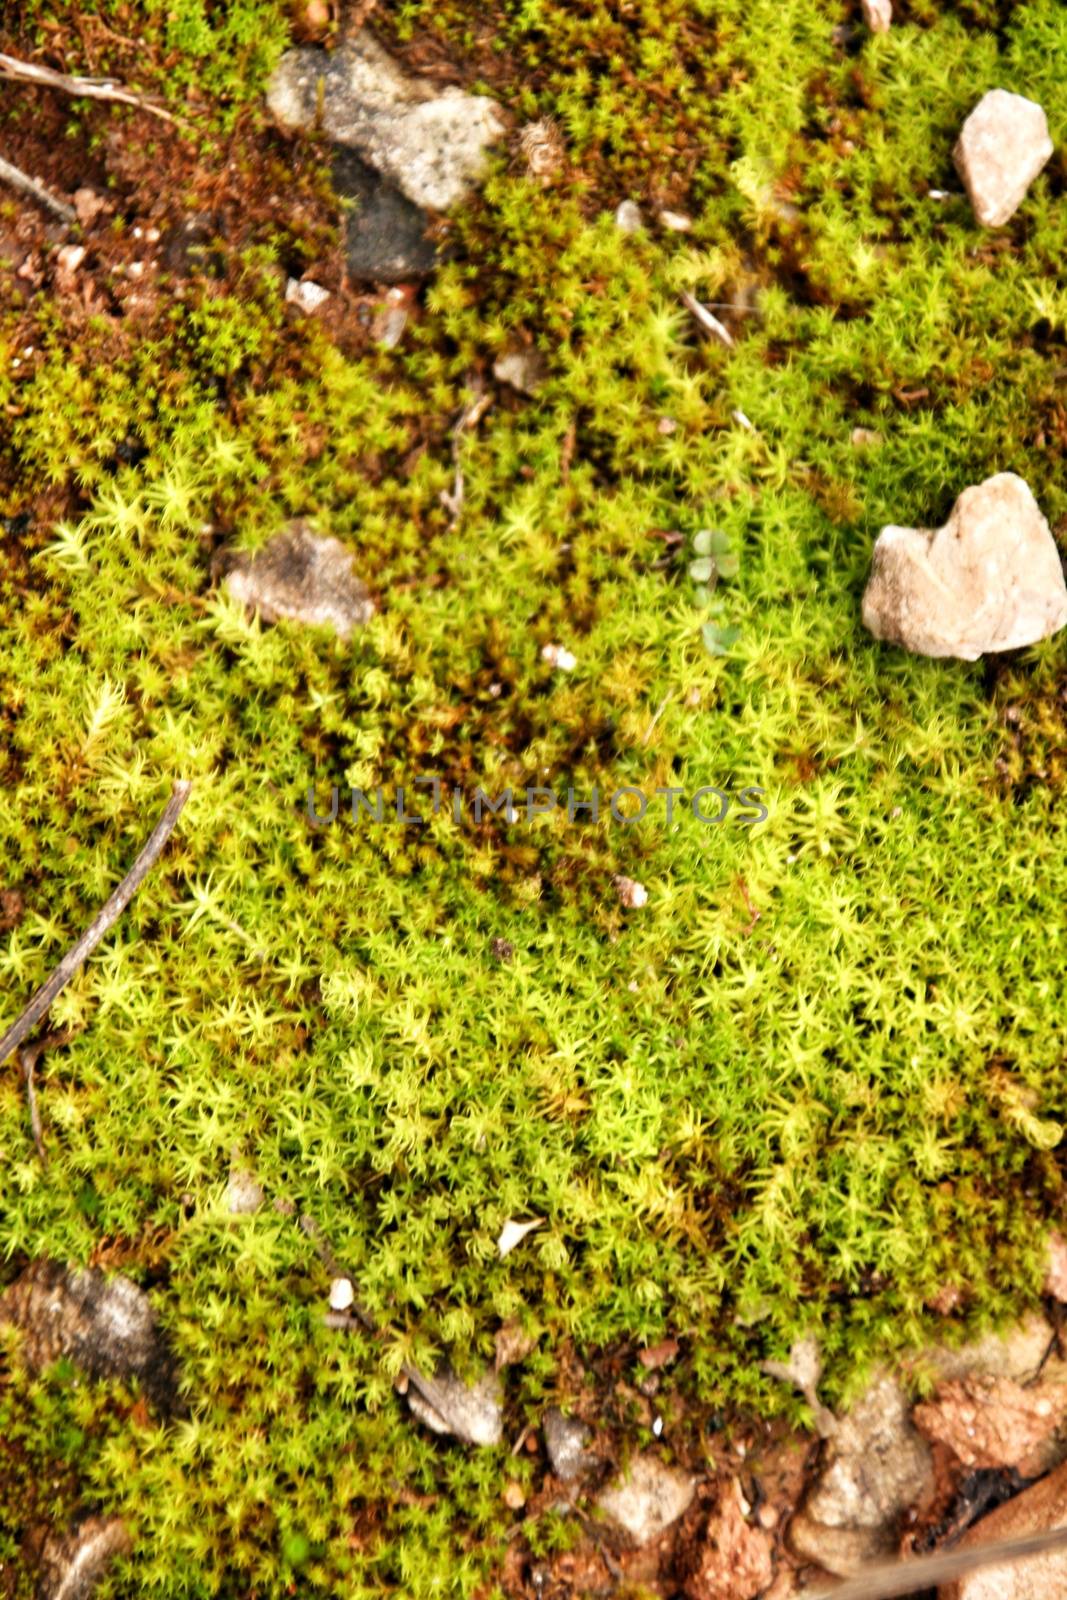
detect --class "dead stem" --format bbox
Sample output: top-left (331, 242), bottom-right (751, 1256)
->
top-left (0, 51), bottom-right (180, 125)
top-left (0, 780), bottom-right (193, 1071)
top-left (0, 154), bottom-right (76, 224)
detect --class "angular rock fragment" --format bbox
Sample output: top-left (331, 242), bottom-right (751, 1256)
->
top-left (0, 1259), bottom-right (179, 1412)
top-left (267, 33), bottom-right (506, 212)
top-left (405, 1365), bottom-right (503, 1447)
top-left (678, 1478), bottom-right (773, 1600)
top-left (543, 1407), bottom-right (595, 1482)
top-left (225, 1165), bottom-right (264, 1216)
top-left (615, 199), bottom-right (644, 234)
top-left (788, 1373), bottom-right (933, 1575)
top-left (953, 90), bottom-right (1053, 228)
top-left (492, 345), bottom-right (548, 396)
top-left (861, 473), bottom-right (1067, 660)
top-left (861, 0), bottom-right (892, 32)
top-left (597, 1455), bottom-right (697, 1545)
top-left (939, 1456), bottom-right (1067, 1600)
top-left (332, 148), bottom-right (438, 283)
top-left (223, 520), bottom-right (374, 641)
top-left (914, 1374), bottom-right (1067, 1475)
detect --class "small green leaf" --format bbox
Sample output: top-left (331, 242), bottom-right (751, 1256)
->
top-left (689, 557), bottom-right (714, 582)
top-left (716, 550), bottom-right (740, 578)
top-left (692, 528), bottom-right (714, 556)
top-left (702, 622), bottom-right (741, 655)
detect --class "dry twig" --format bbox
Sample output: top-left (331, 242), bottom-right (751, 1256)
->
top-left (808, 1522), bottom-right (1067, 1600)
top-left (18, 1029), bottom-right (70, 1164)
top-left (0, 153), bottom-right (76, 224)
top-left (679, 289), bottom-right (735, 349)
top-left (0, 781), bottom-right (193, 1071)
top-left (0, 50), bottom-right (180, 125)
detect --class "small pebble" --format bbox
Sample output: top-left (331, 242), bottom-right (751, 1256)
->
top-left (542, 643), bottom-right (577, 672)
top-left (614, 875), bottom-right (648, 910)
top-left (329, 1277), bottom-right (355, 1311)
top-left (615, 199), bottom-right (644, 234)
top-left (658, 209), bottom-right (693, 232)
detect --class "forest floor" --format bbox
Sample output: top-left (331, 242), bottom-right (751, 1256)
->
top-left (1, 2), bottom-right (1067, 1597)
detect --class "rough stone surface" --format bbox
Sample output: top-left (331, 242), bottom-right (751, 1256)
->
top-left (939, 1457), bottom-right (1067, 1599)
top-left (596, 1455), bottom-right (698, 1546)
top-left (332, 148), bottom-right (438, 283)
top-left (953, 90), bottom-right (1053, 228)
top-left (493, 346), bottom-right (548, 396)
top-left (0, 1259), bottom-right (179, 1412)
top-left (861, 0), bottom-right (892, 32)
top-left (678, 1478), bottom-right (774, 1600)
top-left (406, 1366), bottom-right (503, 1447)
top-left (223, 520), bottom-right (374, 640)
top-left (789, 1373), bottom-right (933, 1575)
top-left (266, 34), bottom-right (505, 212)
top-left (914, 1374), bottom-right (1067, 1473)
top-left (544, 1407), bottom-right (595, 1482)
top-left (225, 1167), bottom-right (264, 1215)
top-left (34, 1516), bottom-right (132, 1600)
top-left (910, 1312), bottom-right (1057, 1386)
top-left (615, 199), bottom-right (644, 234)
top-left (861, 473), bottom-right (1067, 660)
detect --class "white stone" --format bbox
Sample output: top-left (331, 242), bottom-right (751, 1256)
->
top-left (225, 1168), bottom-right (264, 1215)
top-left (861, 0), bottom-right (892, 32)
top-left (614, 875), bottom-right (648, 910)
top-left (285, 277), bottom-right (331, 314)
top-left (953, 90), bottom-right (1053, 228)
top-left (541, 643), bottom-right (576, 671)
top-left (328, 1276), bottom-right (354, 1311)
top-left (597, 1455), bottom-right (697, 1545)
top-left (615, 200), bottom-right (644, 234)
top-left (267, 34), bottom-right (506, 213)
top-left (862, 473), bottom-right (1067, 660)
top-left (658, 209), bottom-right (692, 232)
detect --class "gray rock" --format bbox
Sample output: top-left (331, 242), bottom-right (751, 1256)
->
top-left (223, 520), bottom-right (374, 641)
top-left (406, 1365), bottom-right (503, 1447)
top-left (788, 1373), bottom-right (933, 1576)
top-left (861, 473), bottom-right (1067, 660)
top-left (266, 34), bottom-right (505, 212)
top-left (332, 148), bottom-right (438, 283)
top-left (597, 1454), bottom-right (698, 1546)
top-left (0, 1260), bottom-right (179, 1412)
top-left (544, 1407), bottom-right (595, 1482)
top-left (954, 90), bottom-right (1053, 228)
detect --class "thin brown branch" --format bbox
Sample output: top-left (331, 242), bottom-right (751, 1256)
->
top-left (0, 51), bottom-right (180, 125)
top-left (17, 1029), bottom-right (70, 1165)
top-left (807, 1522), bottom-right (1067, 1600)
top-left (0, 154), bottom-right (76, 224)
top-left (0, 780), bottom-right (192, 1071)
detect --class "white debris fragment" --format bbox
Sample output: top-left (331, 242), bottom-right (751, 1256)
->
top-left (285, 277), bottom-right (331, 314)
top-left (497, 1218), bottom-right (544, 1259)
top-left (732, 408), bottom-right (754, 430)
top-left (953, 89), bottom-right (1053, 228)
top-left (861, 0), bottom-right (892, 33)
top-left (56, 244), bottom-right (86, 276)
top-left (680, 290), bottom-right (734, 348)
top-left (614, 875), bottom-right (648, 910)
top-left (658, 209), bottom-right (692, 232)
top-left (615, 199), bottom-right (644, 234)
top-left (329, 1277), bottom-right (355, 1311)
top-left (541, 643), bottom-right (577, 672)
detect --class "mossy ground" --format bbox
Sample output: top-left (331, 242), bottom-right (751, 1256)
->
top-left (1, 0), bottom-right (1067, 1594)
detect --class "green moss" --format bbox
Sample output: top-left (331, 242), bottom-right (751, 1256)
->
top-left (3, 0), bottom-right (1067, 1594)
